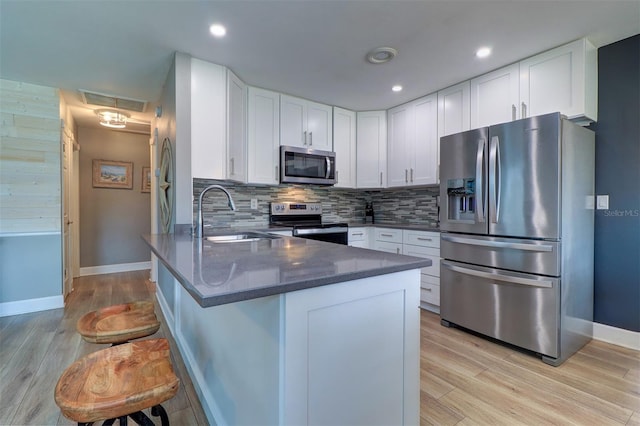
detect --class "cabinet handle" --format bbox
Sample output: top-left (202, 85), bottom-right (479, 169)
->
top-left (512, 104), bottom-right (516, 121)
top-left (417, 237), bottom-right (432, 241)
top-left (230, 157), bottom-right (235, 175)
top-left (380, 172), bottom-right (383, 186)
top-left (303, 130), bottom-right (308, 145)
top-left (405, 169), bottom-right (408, 183)
top-left (424, 288), bottom-right (432, 292)
top-left (396, 248), bottom-right (400, 254)
top-left (275, 166), bottom-right (279, 181)
top-left (335, 170), bottom-right (339, 183)
top-left (352, 232), bottom-right (363, 236)
top-left (410, 168), bottom-right (414, 183)
top-left (521, 102), bottom-right (527, 118)
top-left (309, 131), bottom-right (313, 146)
top-left (381, 233), bottom-right (393, 237)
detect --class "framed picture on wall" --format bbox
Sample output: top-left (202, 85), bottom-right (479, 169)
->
top-left (141, 167), bottom-right (151, 193)
top-left (92, 159), bottom-right (133, 189)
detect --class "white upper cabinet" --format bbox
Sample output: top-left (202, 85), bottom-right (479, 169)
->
top-left (356, 111), bottom-right (387, 189)
top-left (387, 94), bottom-right (438, 187)
top-left (437, 81), bottom-right (470, 139)
top-left (520, 38), bottom-right (597, 124)
top-left (226, 70), bottom-right (247, 183)
top-left (280, 94), bottom-right (333, 151)
top-left (333, 107), bottom-right (356, 188)
top-left (247, 87), bottom-right (280, 185)
top-left (470, 63), bottom-right (520, 128)
top-left (191, 58), bottom-right (227, 179)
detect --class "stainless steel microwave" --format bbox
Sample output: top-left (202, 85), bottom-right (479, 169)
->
top-left (280, 145), bottom-right (336, 185)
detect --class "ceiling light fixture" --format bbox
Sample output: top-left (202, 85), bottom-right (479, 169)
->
top-left (95, 109), bottom-right (130, 129)
top-left (392, 85), bottom-right (403, 92)
top-left (476, 46), bottom-right (492, 58)
top-left (366, 47), bottom-right (397, 64)
top-left (209, 23), bottom-right (227, 38)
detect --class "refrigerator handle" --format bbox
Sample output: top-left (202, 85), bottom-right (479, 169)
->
top-left (489, 136), bottom-right (501, 223)
top-left (475, 139), bottom-right (485, 223)
top-left (442, 260), bottom-right (553, 288)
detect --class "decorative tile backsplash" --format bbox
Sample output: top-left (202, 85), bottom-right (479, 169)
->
top-left (193, 179), bottom-right (440, 230)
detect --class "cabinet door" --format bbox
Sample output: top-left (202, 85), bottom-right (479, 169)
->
top-left (412, 93), bottom-right (438, 185)
top-left (227, 70), bottom-right (247, 182)
top-left (190, 58), bottom-right (226, 179)
top-left (280, 94), bottom-right (306, 147)
top-left (356, 111), bottom-right (387, 188)
top-left (333, 107), bottom-right (356, 188)
top-left (470, 63), bottom-right (520, 127)
top-left (247, 87), bottom-right (280, 185)
top-left (519, 38), bottom-right (596, 122)
top-left (387, 104), bottom-right (413, 187)
top-left (437, 81), bottom-right (470, 139)
top-left (306, 100), bottom-right (333, 151)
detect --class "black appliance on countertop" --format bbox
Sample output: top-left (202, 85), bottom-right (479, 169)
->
top-left (270, 202), bottom-right (348, 245)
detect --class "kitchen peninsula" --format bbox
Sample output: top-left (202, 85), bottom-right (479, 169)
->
top-left (144, 231), bottom-right (430, 426)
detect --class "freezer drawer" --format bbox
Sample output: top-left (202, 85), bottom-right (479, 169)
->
top-left (440, 260), bottom-right (559, 358)
top-left (441, 233), bottom-right (560, 276)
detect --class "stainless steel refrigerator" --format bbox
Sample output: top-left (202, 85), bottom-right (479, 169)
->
top-left (439, 112), bottom-right (595, 366)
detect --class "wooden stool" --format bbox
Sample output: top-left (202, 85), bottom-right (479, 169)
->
top-left (77, 301), bottom-right (160, 345)
top-left (55, 338), bottom-right (179, 425)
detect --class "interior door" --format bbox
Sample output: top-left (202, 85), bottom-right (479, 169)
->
top-left (488, 113), bottom-right (561, 239)
top-left (61, 123), bottom-right (73, 298)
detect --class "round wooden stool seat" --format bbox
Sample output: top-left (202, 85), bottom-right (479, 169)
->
top-left (77, 301), bottom-right (161, 344)
top-left (55, 338), bottom-right (179, 424)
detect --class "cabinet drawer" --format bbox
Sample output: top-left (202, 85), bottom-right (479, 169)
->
top-left (420, 282), bottom-right (440, 306)
top-left (374, 228), bottom-right (403, 243)
top-left (348, 227), bottom-right (368, 242)
top-left (402, 245), bottom-right (440, 277)
top-left (403, 230), bottom-right (440, 248)
top-left (373, 241), bottom-right (403, 254)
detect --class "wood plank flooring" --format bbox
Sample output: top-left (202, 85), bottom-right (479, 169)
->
top-left (1, 271), bottom-right (638, 425)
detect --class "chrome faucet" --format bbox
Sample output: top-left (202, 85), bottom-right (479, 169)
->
top-left (196, 185), bottom-right (236, 238)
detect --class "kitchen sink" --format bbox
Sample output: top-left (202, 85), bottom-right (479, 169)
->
top-left (204, 232), bottom-right (281, 243)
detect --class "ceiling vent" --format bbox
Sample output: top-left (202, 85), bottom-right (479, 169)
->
top-left (79, 90), bottom-right (147, 112)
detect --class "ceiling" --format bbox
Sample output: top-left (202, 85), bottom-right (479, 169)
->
top-left (1, 0), bottom-right (639, 133)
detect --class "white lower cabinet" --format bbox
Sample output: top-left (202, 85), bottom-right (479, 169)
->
top-left (373, 227), bottom-right (403, 254)
top-left (348, 227), bottom-right (369, 248)
top-left (402, 230), bottom-right (441, 312)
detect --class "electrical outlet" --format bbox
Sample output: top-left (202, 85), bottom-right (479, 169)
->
top-left (250, 199), bottom-right (258, 210)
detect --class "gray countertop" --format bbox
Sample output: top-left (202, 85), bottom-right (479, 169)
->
top-left (143, 232), bottom-right (431, 308)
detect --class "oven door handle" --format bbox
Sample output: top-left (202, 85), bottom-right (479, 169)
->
top-left (293, 227), bottom-right (347, 236)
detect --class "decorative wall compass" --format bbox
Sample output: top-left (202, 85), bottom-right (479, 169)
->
top-left (159, 137), bottom-right (174, 233)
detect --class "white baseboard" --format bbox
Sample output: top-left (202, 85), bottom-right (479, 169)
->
top-left (80, 261), bottom-right (151, 276)
top-left (0, 295), bottom-right (64, 317)
top-left (593, 322), bottom-right (640, 351)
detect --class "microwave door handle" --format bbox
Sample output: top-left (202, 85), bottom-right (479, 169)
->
top-left (476, 139), bottom-right (485, 223)
top-left (325, 157), bottom-right (331, 179)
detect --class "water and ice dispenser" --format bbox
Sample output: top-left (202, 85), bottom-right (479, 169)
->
top-left (446, 178), bottom-right (476, 221)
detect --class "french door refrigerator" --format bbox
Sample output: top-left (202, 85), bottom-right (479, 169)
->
top-left (439, 112), bottom-right (595, 366)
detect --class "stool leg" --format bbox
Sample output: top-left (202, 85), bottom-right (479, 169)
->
top-left (118, 416), bottom-right (128, 426)
top-left (151, 405), bottom-right (170, 426)
top-left (127, 411), bottom-right (154, 426)
top-left (77, 423), bottom-right (93, 426)
top-left (102, 419), bottom-right (116, 426)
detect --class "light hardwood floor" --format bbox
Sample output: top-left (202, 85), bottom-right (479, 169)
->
top-left (1, 271), bottom-right (638, 425)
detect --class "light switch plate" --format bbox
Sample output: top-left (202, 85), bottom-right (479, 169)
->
top-left (597, 195), bottom-right (609, 210)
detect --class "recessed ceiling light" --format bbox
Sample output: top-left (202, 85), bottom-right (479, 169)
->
top-left (392, 85), bottom-right (403, 92)
top-left (209, 23), bottom-right (227, 38)
top-left (366, 47), bottom-right (397, 64)
top-left (476, 46), bottom-right (492, 58)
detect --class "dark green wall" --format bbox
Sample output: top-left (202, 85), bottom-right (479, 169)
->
top-left (590, 34), bottom-right (640, 332)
